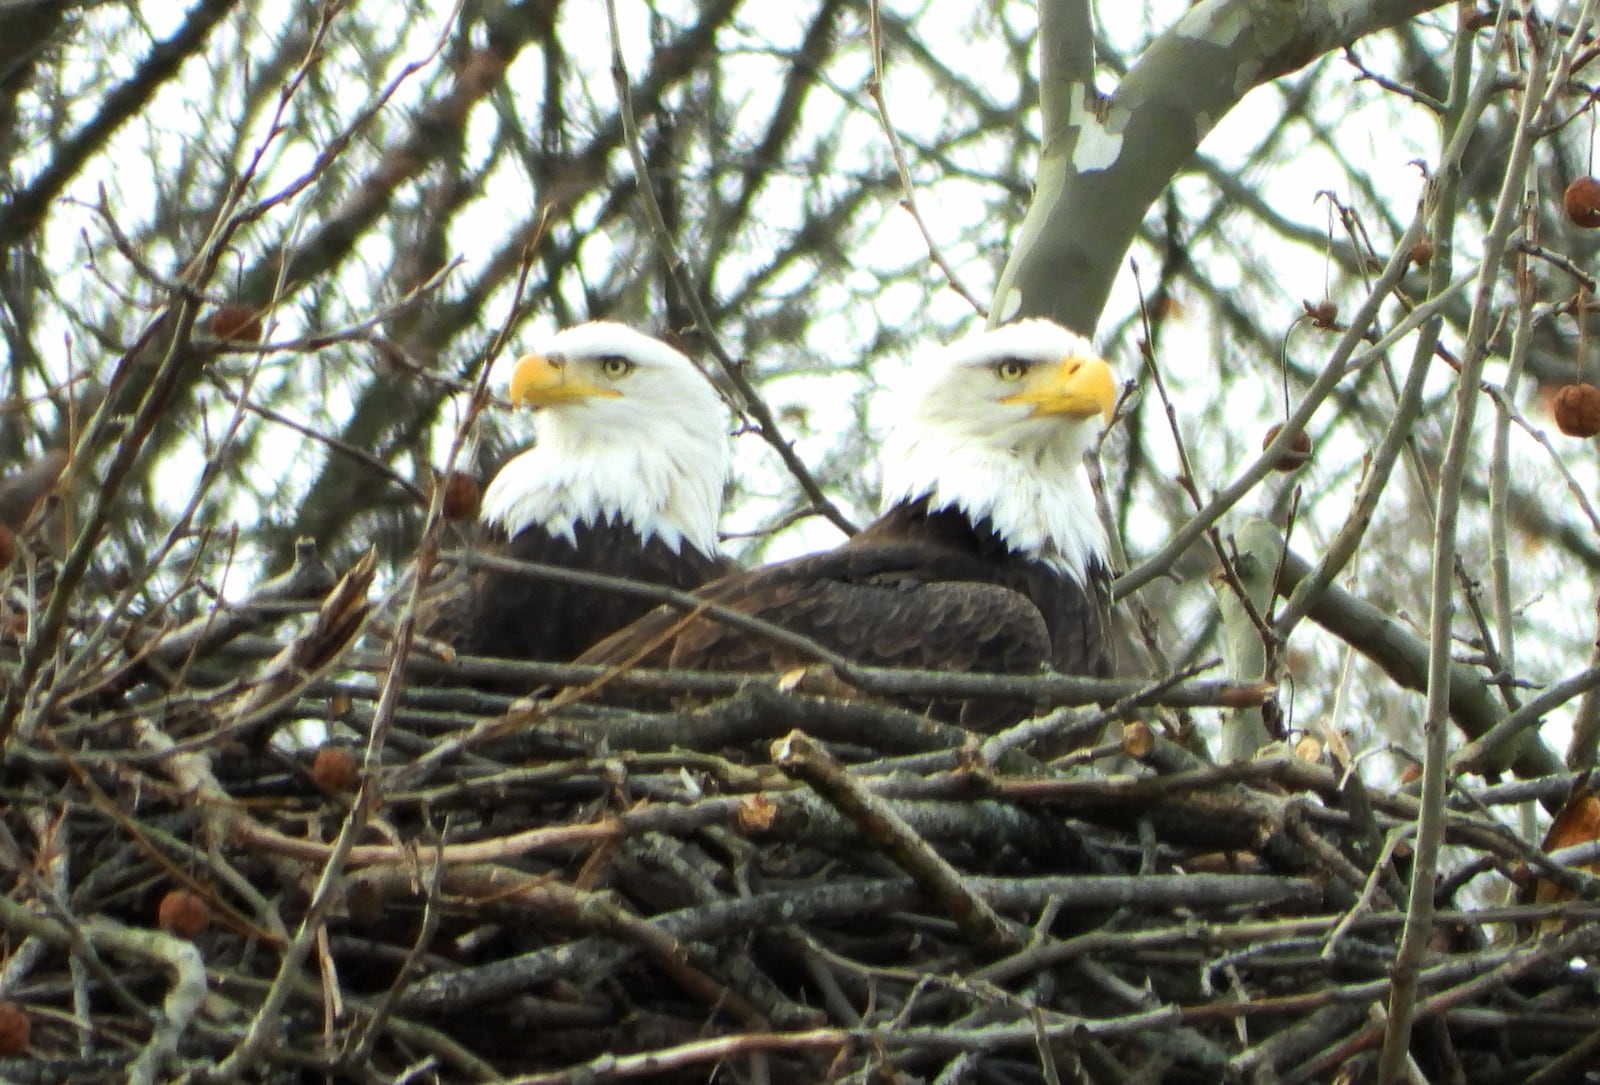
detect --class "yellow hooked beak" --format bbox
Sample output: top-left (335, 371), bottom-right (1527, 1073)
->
top-left (1000, 354), bottom-right (1117, 426)
top-left (507, 354), bottom-right (624, 407)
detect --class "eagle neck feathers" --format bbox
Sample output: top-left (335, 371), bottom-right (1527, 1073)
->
top-left (877, 429), bottom-right (1108, 586)
top-left (479, 420), bottom-right (725, 559)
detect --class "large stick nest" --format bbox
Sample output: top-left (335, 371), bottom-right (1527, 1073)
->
top-left (1, 543), bottom-right (1598, 1085)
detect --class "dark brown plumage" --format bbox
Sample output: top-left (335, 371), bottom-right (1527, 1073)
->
top-left (578, 497), bottom-right (1110, 726)
top-left (575, 319), bottom-right (1118, 728)
top-left (459, 516), bottom-right (731, 665)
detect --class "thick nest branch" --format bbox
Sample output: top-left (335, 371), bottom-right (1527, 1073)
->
top-left (1, 553), bottom-right (1596, 1085)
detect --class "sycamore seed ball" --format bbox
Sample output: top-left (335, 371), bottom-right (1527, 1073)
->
top-left (1303, 299), bottom-right (1338, 329)
top-left (439, 471), bottom-right (481, 521)
top-left (1565, 178), bottom-right (1600, 228)
top-left (0, 1002), bottom-right (29, 1056)
top-left (1263, 423), bottom-right (1313, 472)
top-left (1553, 383), bottom-right (1600, 437)
top-left (312, 745), bottom-right (360, 792)
top-left (157, 889), bottom-right (211, 939)
top-left (206, 304), bottom-right (264, 344)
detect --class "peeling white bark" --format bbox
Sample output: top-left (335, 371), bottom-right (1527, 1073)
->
top-left (1066, 88), bottom-right (1128, 172)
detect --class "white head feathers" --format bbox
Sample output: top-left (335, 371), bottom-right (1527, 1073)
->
top-left (478, 322), bottom-right (728, 556)
top-left (877, 318), bottom-right (1114, 583)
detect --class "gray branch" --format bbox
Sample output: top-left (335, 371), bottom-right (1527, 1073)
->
top-left (996, 0), bottom-right (1452, 332)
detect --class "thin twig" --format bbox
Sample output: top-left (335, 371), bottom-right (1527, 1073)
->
top-left (865, 0), bottom-right (988, 316)
top-left (602, 0), bottom-right (858, 537)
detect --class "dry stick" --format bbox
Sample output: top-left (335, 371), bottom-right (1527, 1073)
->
top-left (52, 724), bottom-right (285, 948)
top-left (1381, 8), bottom-right (1563, 1075)
top-left (397, 864), bottom-right (1320, 1012)
top-left (1524, 1025), bottom-right (1600, 1085)
top-left (506, 1029), bottom-right (854, 1085)
top-left (1130, 260), bottom-right (1274, 652)
top-left (1297, 923), bottom-right (1600, 1085)
top-left (982, 657), bottom-right (1222, 761)
top-left (132, 818), bottom-right (289, 944)
top-left (1569, 596), bottom-right (1600, 770)
top-left (137, 538), bottom-right (336, 671)
top-left (0, 893), bottom-right (206, 1085)
top-left (1284, 805), bottom-right (1392, 910)
top-left (1450, 663), bottom-right (1600, 773)
top-left (0, 822), bottom-right (155, 1025)
top-left (1486, 193), bottom-right (1543, 719)
top-left (364, 863), bottom-right (772, 1029)
top-left (979, 900), bottom-right (1600, 995)
top-left (1472, 373), bottom-right (1600, 535)
top-left (1114, 212), bottom-right (1436, 603)
top-left (602, 0), bottom-right (857, 538)
top-left (204, 556), bottom-right (387, 1080)
top-left (865, 0), bottom-right (987, 316)
top-left (167, 634), bottom-right (1269, 741)
top-left (0, 0), bottom-right (422, 747)
top-left (43, 328), bottom-right (289, 703)
top-left (772, 730), bottom-right (1020, 956)
top-left (211, 955), bottom-right (503, 1080)
top-left (344, 842), bottom-right (448, 1069)
top-left (225, 156), bottom-right (550, 1079)
top-left (209, 19), bottom-right (475, 1054)
top-left (1321, 822), bottom-right (1417, 959)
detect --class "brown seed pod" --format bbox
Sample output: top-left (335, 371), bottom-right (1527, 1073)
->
top-left (1303, 299), bottom-right (1338, 329)
top-left (312, 745), bottom-right (360, 793)
top-left (1565, 177), bottom-right (1600, 229)
top-left (438, 471), bottom-right (481, 521)
top-left (206, 304), bottom-right (264, 344)
top-left (1407, 237), bottom-right (1435, 267)
top-left (0, 1001), bottom-right (29, 1056)
top-left (157, 889), bottom-right (211, 939)
top-left (1262, 423), bottom-right (1313, 472)
top-left (1553, 383), bottom-right (1600, 437)
top-left (0, 522), bottom-right (15, 568)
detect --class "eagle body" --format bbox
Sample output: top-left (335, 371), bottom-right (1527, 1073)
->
top-left (458, 515), bottom-right (729, 665)
top-left (637, 497), bottom-right (1111, 679)
top-left (577, 319), bottom-right (1118, 727)
top-left (460, 322), bottom-right (730, 671)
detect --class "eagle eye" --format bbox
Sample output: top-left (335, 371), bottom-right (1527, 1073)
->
top-left (994, 359), bottom-right (1029, 382)
top-left (597, 355), bottom-right (636, 380)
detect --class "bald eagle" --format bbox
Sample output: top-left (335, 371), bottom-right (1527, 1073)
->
top-left (459, 322), bottom-right (732, 667)
top-left (576, 319), bottom-right (1117, 726)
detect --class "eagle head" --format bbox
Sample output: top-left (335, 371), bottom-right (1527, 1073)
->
top-left (479, 322), bottom-right (728, 556)
top-left (879, 318), bottom-right (1117, 580)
